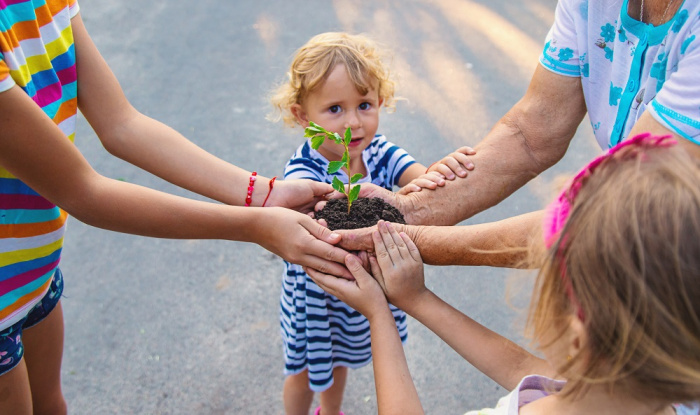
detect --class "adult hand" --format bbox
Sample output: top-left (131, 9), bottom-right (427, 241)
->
top-left (266, 179), bottom-right (334, 214)
top-left (305, 254), bottom-right (389, 319)
top-left (332, 222), bottom-right (408, 252)
top-left (256, 207), bottom-right (353, 279)
top-left (370, 221), bottom-right (428, 313)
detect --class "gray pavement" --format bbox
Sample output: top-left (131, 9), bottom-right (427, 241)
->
top-left (61, 1), bottom-right (599, 414)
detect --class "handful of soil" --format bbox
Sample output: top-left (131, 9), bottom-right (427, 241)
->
top-left (315, 197), bottom-right (406, 231)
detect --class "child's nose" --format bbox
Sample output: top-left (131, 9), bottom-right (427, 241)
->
top-left (344, 113), bottom-right (362, 130)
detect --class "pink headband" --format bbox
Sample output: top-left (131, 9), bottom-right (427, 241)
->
top-left (541, 132), bottom-right (677, 319)
top-left (542, 132), bottom-right (676, 248)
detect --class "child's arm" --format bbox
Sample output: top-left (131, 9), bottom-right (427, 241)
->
top-left (373, 221), bottom-right (556, 391)
top-left (306, 255), bottom-right (424, 415)
top-left (0, 69), bottom-right (352, 280)
top-left (72, 14), bottom-right (329, 212)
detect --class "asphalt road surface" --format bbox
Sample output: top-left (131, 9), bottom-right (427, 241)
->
top-left (61, 1), bottom-right (599, 413)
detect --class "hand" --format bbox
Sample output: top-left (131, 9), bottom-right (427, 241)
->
top-left (256, 207), bottom-right (353, 279)
top-left (266, 179), bottom-right (334, 214)
top-left (370, 221), bottom-right (427, 313)
top-left (426, 146), bottom-right (475, 180)
top-left (397, 171), bottom-right (447, 195)
top-left (305, 254), bottom-right (390, 320)
top-left (313, 182), bottom-right (399, 216)
top-left (332, 222), bottom-right (407, 252)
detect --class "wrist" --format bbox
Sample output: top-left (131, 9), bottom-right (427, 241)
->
top-left (244, 173), bottom-right (276, 207)
top-left (405, 289), bottom-right (437, 318)
top-left (396, 192), bottom-right (432, 225)
top-left (366, 301), bottom-right (395, 325)
top-left (235, 206), bottom-right (272, 243)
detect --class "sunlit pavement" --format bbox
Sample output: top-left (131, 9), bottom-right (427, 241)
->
top-left (62, 1), bottom-right (597, 413)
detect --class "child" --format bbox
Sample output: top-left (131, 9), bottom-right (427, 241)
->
top-left (308, 134), bottom-right (700, 414)
top-left (269, 32), bottom-right (472, 415)
top-left (0, 2), bottom-right (358, 413)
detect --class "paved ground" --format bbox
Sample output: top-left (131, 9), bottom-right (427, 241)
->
top-left (61, 1), bottom-right (599, 413)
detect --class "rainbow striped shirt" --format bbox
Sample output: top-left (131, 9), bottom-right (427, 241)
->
top-left (0, 0), bottom-right (79, 330)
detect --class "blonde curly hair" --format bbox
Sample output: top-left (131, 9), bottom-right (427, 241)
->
top-left (269, 32), bottom-right (396, 128)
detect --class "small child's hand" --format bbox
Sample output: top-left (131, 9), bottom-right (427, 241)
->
top-left (370, 221), bottom-right (427, 313)
top-left (398, 171), bottom-right (446, 195)
top-left (427, 146), bottom-right (476, 180)
top-left (305, 254), bottom-right (390, 320)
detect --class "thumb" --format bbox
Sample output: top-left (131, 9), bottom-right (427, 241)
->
top-left (310, 181), bottom-right (335, 197)
top-left (345, 254), bottom-right (370, 284)
top-left (304, 216), bottom-right (341, 245)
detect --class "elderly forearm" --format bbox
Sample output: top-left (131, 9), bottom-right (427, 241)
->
top-left (403, 211), bottom-right (544, 267)
top-left (400, 121), bottom-right (553, 226)
top-left (399, 66), bottom-right (585, 226)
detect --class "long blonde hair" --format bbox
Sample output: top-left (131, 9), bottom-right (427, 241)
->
top-left (269, 32), bottom-right (396, 127)
top-left (529, 137), bottom-right (700, 403)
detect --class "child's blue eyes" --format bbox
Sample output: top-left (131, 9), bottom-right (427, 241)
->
top-left (327, 103), bottom-right (371, 113)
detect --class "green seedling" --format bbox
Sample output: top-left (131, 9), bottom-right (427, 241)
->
top-left (305, 121), bottom-right (363, 214)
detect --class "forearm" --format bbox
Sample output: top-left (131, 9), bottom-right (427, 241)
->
top-left (407, 291), bottom-right (553, 391)
top-left (73, 13), bottom-right (269, 207)
top-left (368, 308), bottom-right (424, 415)
top-left (97, 111), bottom-right (272, 206)
top-left (399, 123), bottom-right (547, 225)
top-left (403, 211), bottom-right (544, 267)
top-left (398, 66), bottom-right (586, 226)
top-left (65, 173), bottom-right (264, 242)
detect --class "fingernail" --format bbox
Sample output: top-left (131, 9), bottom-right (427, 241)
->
top-left (330, 233), bottom-right (340, 239)
top-left (467, 163), bottom-right (474, 169)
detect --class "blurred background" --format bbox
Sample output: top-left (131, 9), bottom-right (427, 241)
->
top-left (63, 1), bottom-right (599, 413)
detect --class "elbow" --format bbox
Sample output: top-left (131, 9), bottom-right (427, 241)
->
top-left (504, 112), bottom-right (574, 176)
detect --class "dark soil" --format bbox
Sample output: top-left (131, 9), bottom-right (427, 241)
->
top-left (315, 197), bottom-right (406, 230)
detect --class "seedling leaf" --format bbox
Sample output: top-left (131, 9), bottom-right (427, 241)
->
top-left (328, 160), bottom-right (344, 174)
top-left (344, 128), bottom-right (352, 145)
top-left (348, 184), bottom-right (361, 202)
top-left (332, 176), bottom-right (346, 193)
top-left (350, 173), bottom-right (363, 184)
top-left (310, 135), bottom-right (325, 150)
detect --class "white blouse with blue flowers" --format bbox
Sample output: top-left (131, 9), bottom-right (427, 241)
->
top-left (540, 0), bottom-right (700, 149)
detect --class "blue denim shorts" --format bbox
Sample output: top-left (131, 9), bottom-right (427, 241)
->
top-left (0, 268), bottom-right (64, 376)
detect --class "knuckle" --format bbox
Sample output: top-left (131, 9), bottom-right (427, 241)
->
top-left (316, 262), bottom-right (329, 274)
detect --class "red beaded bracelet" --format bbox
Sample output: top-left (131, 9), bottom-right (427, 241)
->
top-left (244, 172), bottom-right (257, 207)
top-left (262, 176), bottom-right (277, 207)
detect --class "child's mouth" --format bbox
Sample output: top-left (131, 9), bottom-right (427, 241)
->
top-left (348, 137), bottom-right (364, 147)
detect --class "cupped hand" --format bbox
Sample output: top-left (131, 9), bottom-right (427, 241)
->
top-left (257, 207), bottom-right (353, 279)
top-left (370, 221), bottom-right (428, 313)
top-left (266, 179), bottom-right (334, 214)
top-left (427, 146), bottom-right (475, 180)
top-left (305, 254), bottom-right (390, 320)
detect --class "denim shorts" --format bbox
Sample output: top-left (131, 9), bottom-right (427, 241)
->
top-left (0, 268), bottom-right (64, 376)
